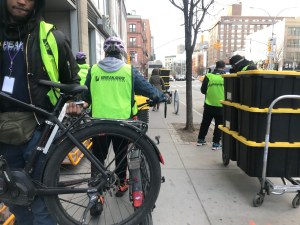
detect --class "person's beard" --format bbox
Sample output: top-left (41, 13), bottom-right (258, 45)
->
top-left (9, 11), bottom-right (33, 24)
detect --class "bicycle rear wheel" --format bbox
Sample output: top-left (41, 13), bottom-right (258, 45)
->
top-left (173, 90), bottom-right (179, 114)
top-left (43, 121), bottom-right (161, 225)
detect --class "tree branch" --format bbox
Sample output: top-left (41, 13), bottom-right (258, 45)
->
top-left (169, 0), bottom-right (184, 12)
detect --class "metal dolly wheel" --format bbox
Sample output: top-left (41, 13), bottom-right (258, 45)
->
top-left (253, 95), bottom-right (300, 207)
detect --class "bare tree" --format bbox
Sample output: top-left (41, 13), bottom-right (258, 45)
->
top-left (274, 42), bottom-right (284, 70)
top-left (169, 0), bottom-right (215, 131)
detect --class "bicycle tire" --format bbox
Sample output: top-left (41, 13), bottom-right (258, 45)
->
top-left (173, 90), bottom-right (179, 115)
top-left (43, 121), bottom-right (161, 225)
top-left (139, 213), bottom-right (153, 225)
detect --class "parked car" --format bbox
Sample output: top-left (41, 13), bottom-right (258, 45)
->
top-left (169, 75), bottom-right (175, 81)
top-left (175, 74), bottom-right (186, 81)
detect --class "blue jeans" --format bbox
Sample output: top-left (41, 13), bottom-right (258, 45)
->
top-left (0, 130), bottom-right (57, 225)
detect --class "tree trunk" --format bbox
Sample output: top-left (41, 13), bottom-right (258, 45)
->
top-left (184, 47), bottom-right (195, 131)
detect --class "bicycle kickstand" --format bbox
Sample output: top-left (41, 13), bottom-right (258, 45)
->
top-left (155, 135), bottom-right (160, 145)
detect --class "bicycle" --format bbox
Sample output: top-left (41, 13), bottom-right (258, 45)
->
top-left (0, 80), bottom-right (165, 225)
top-left (173, 89), bottom-right (179, 115)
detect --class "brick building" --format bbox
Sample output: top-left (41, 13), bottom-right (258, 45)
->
top-left (127, 13), bottom-right (152, 75)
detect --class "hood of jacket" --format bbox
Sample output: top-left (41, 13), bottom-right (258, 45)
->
top-left (0, 0), bottom-right (45, 41)
top-left (98, 57), bottom-right (125, 72)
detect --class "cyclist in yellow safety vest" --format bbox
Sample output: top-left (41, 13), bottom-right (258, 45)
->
top-left (75, 51), bottom-right (90, 85)
top-left (83, 36), bottom-right (167, 217)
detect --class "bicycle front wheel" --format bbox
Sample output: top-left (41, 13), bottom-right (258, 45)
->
top-left (173, 90), bottom-right (179, 114)
top-left (43, 121), bottom-right (161, 225)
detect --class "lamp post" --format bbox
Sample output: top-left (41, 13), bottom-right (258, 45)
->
top-left (250, 7), bottom-right (296, 70)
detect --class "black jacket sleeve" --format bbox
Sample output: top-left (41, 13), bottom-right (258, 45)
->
top-left (82, 68), bottom-right (92, 104)
top-left (201, 76), bottom-right (209, 94)
top-left (52, 30), bottom-right (80, 84)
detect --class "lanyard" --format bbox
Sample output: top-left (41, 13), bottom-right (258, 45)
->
top-left (7, 47), bottom-right (21, 77)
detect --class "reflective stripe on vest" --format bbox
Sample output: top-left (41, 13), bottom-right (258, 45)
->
top-left (205, 73), bottom-right (224, 107)
top-left (39, 21), bottom-right (59, 105)
top-left (90, 64), bottom-right (133, 119)
top-left (78, 63), bottom-right (90, 85)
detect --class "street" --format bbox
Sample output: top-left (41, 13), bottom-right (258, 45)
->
top-left (168, 79), bottom-right (205, 121)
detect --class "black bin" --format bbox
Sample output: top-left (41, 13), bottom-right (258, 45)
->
top-left (222, 102), bottom-right (238, 132)
top-left (221, 127), bottom-right (237, 161)
top-left (237, 106), bottom-right (300, 143)
top-left (236, 140), bottom-right (300, 177)
top-left (159, 69), bottom-right (170, 90)
top-left (239, 70), bottom-right (300, 108)
top-left (223, 73), bottom-right (240, 103)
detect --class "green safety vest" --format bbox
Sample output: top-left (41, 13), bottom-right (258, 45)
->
top-left (205, 73), bottom-right (224, 107)
top-left (242, 65), bottom-right (249, 71)
top-left (78, 63), bottom-right (90, 85)
top-left (39, 21), bottom-right (60, 105)
top-left (90, 64), bottom-right (137, 119)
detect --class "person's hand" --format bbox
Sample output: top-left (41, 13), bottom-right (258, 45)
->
top-left (66, 101), bottom-right (89, 115)
top-left (163, 93), bottom-right (170, 102)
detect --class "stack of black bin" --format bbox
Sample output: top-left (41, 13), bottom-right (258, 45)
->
top-left (159, 69), bottom-right (170, 90)
top-left (220, 70), bottom-right (300, 177)
top-left (221, 73), bottom-right (239, 162)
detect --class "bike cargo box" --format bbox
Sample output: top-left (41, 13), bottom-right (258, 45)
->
top-left (238, 70), bottom-right (300, 108)
top-left (223, 73), bottom-right (240, 103)
top-left (159, 69), bottom-right (170, 90)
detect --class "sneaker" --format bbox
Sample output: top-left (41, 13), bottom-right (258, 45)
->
top-left (115, 183), bottom-right (129, 197)
top-left (90, 195), bottom-right (104, 217)
top-left (212, 143), bottom-right (222, 150)
top-left (197, 139), bottom-right (207, 146)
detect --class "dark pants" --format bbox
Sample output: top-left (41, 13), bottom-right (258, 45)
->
top-left (0, 130), bottom-right (57, 225)
top-left (92, 136), bottom-right (128, 183)
top-left (198, 105), bottom-right (223, 144)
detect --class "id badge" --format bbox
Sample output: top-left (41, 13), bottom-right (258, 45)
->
top-left (2, 76), bottom-right (15, 94)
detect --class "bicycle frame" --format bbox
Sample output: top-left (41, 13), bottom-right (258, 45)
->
top-left (0, 87), bottom-right (109, 196)
top-left (0, 80), bottom-right (166, 225)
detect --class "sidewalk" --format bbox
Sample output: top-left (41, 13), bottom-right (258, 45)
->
top-left (146, 106), bottom-right (300, 225)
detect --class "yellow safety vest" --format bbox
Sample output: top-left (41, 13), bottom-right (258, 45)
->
top-left (39, 21), bottom-right (60, 105)
top-left (90, 64), bottom-right (137, 119)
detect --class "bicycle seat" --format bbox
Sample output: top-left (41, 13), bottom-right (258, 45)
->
top-left (38, 80), bottom-right (87, 95)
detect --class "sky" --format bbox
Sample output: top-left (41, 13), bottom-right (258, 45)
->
top-left (124, 0), bottom-right (300, 61)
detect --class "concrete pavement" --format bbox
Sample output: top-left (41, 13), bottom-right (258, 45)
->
top-left (146, 104), bottom-right (300, 225)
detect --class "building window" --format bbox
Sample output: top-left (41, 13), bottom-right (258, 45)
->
top-left (130, 51), bottom-right (137, 63)
top-left (129, 24), bottom-right (136, 33)
top-left (287, 39), bottom-right (300, 48)
top-left (129, 37), bottom-right (137, 47)
top-left (288, 27), bottom-right (300, 36)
